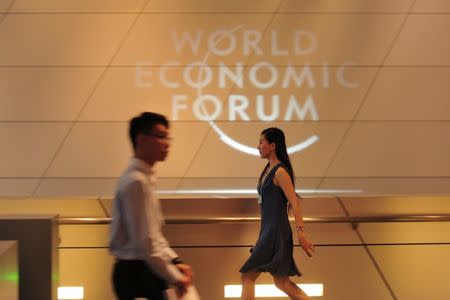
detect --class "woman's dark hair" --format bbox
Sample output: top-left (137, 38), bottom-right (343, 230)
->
top-left (258, 127), bottom-right (295, 187)
top-left (129, 112), bottom-right (169, 149)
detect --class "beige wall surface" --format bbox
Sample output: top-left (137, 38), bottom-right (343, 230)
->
top-left (1, 0), bottom-right (450, 299)
top-left (58, 221), bottom-right (450, 299)
top-left (0, 0), bottom-right (449, 198)
top-left (0, 196), bottom-right (449, 299)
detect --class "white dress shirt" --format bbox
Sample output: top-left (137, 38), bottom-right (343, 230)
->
top-left (109, 157), bottom-right (184, 284)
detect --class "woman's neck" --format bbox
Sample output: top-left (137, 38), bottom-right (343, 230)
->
top-left (267, 154), bottom-right (280, 167)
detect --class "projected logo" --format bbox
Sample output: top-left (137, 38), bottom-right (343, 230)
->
top-left (136, 25), bottom-right (358, 156)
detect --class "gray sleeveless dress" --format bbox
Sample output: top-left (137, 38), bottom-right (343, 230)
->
top-left (239, 163), bottom-right (301, 277)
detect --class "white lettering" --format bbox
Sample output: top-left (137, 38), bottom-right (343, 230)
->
top-left (337, 62), bottom-right (358, 88)
top-left (256, 95), bottom-right (279, 121)
top-left (294, 30), bottom-right (317, 55)
top-left (243, 30), bottom-right (263, 56)
top-left (281, 64), bottom-right (315, 88)
top-left (218, 62), bottom-right (244, 88)
top-left (169, 94), bottom-right (320, 122)
top-left (208, 30), bottom-right (237, 56)
top-left (322, 63), bottom-right (330, 88)
top-left (284, 95), bottom-right (318, 120)
top-left (172, 29), bottom-right (320, 57)
top-left (172, 95), bottom-right (188, 120)
top-left (160, 61), bottom-right (180, 88)
top-left (271, 30), bottom-right (288, 56)
top-left (193, 95), bottom-right (222, 121)
top-left (172, 30), bottom-right (203, 55)
top-left (249, 62), bottom-right (278, 89)
top-left (137, 60), bottom-right (359, 90)
top-left (135, 63), bottom-right (152, 88)
top-left (229, 95), bottom-right (250, 121)
top-left (184, 62), bottom-right (213, 89)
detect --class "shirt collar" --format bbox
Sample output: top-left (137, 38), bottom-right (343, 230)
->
top-left (130, 157), bottom-right (154, 175)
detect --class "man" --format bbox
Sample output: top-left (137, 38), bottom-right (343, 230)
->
top-left (110, 112), bottom-right (193, 300)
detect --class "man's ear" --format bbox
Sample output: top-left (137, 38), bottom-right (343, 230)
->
top-left (136, 134), bottom-right (146, 147)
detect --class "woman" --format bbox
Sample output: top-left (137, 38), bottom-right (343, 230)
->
top-left (240, 127), bottom-right (315, 300)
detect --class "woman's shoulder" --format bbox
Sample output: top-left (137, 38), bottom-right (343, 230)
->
top-left (274, 163), bottom-right (289, 176)
top-left (275, 162), bottom-right (288, 171)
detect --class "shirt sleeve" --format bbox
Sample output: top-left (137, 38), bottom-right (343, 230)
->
top-left (123, 180), bottom-right (150, 260)
top-left (159, 237), bottom-right (179, 261)
top-left (123, 180), bottom-right (184, 284)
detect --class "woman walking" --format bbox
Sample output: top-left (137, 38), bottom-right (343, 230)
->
top-left (240, 127), bottom-right (315, 300)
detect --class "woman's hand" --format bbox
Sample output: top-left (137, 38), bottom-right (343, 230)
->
top-left (297, 231), bottom-right (315, 257)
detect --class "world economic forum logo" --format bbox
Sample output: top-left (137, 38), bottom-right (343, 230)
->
top-left (136, 25), bottom-right (358, 156)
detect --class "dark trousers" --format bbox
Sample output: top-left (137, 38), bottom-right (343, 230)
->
top-left (112, 259), bottom-right (168, 300)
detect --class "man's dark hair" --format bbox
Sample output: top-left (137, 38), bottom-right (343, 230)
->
top-left (129, 112), bottom-right (169, 149)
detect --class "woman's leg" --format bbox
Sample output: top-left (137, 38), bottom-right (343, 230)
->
top-left (272, 276), bottom-right (310, 300)
top-left (241, 271), bottom-right (261, 300)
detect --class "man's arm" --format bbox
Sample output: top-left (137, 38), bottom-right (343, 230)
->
top-left (124, 180), bottom-right (185, 283)
top-left (124, 180), bottom-right (150, 257)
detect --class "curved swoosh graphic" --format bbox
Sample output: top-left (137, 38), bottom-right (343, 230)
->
top-left (195, 25), bottom-right (319, 156)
